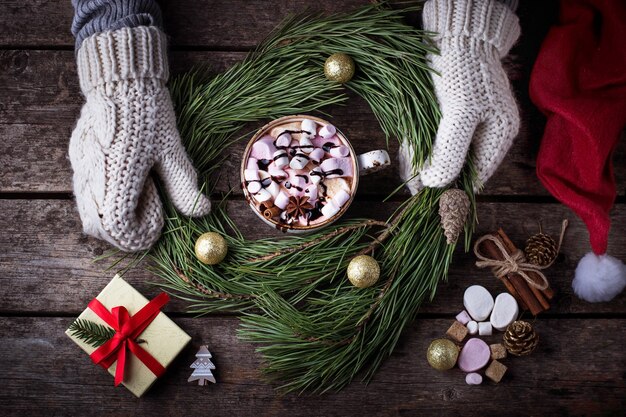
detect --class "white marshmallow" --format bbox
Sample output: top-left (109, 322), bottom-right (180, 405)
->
top-left (299, 137), bottom-right (314, 153)
top-left (290, 154), bottom-right (310, 170)
top-left (244, 169), bottom-right (260, 181)
top-left (333, 189), bottom-right (351, 207)
top-left (309, 148), bottom-right (325, 164)
top-left (252, 188), bottom-right (272, 203)
top-left (301, 119), bottom-right (317, 140)
top-left (490, 293), bottom-right (519, 331)
top-left (467, 321), bottom-right (478, 335)
top-left (266, 181), bottom-right (281, 198)
top-left (463, 285), bottom-right (495, 322)
top-left (321, 201), bottom-right (341, 218)
top-left (304, 186), bottom-right (318, 203)
top-left (330, 145), bottom-right (350, 158)
top-left (478, 322), bottom-right (493, 336)
top-left (247, 181), bottom-right (261, 194)
top-left (273, 150), bottom-right (289, 169)
top-left (275, 132), bottom-right (292, 148)
top-left (310, 167), bottom-right (323, 184)
top-left (319, 124), bottom-right (336, 139)
top-left (274, 191), bottom-right (290, 209)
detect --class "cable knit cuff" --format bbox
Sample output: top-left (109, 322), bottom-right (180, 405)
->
top-left (76, 25), bottom-right (169, 94)
top-left (423, 0), bottom-right (520, 57)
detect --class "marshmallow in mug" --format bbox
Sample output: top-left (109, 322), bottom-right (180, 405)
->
top-left (273, 150), bottom-right (289, 169)
top-left (268, 163), bottom-right (288, 179)
top-left (251, 135), bottom-right (275, 159)
top-left (301, 119), bottom-right (317, 141)
top-left (330, 146), bottom-right (350, 158)
top-left (319, 157), bottom-right (354, 178)
top-left (309, 148), bottom-right (325, 164)
top-left (275, 131), bottom-right (292, 148)
top-left (289, 153), bottom-right (310, 170)
top-left (319, 123), bottom-right (336, 139)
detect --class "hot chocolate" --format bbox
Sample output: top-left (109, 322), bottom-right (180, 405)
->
top-left (242, 117), bottom-right (357, 231)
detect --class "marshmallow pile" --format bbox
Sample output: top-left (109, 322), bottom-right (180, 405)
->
top-left (244, 118), bottom-right (355, 229)
top-left (441, 285), bottom-right (520, 384)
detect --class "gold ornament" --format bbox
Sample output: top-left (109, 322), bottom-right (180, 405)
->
top-left (439, 189), bottom-right (471, 244)
top-left (194, 232), bottom-right (228, 265)
top-left (503, 320), bottom-right (539, 356)
top-left (324, 53), bottom-right (355, 83)
top-left (347, 255), bottom-right (380, 288)
top-left (426, 338), bottom-right (459, 371)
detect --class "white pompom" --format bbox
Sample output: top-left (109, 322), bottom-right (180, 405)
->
top-left (572, 252), bottom-right (626, 302)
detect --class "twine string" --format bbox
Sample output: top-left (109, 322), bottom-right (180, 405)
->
top-left (473, 234), bottom-right (549, 290)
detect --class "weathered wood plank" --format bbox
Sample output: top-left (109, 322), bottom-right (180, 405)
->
top-left (1, 316), bottom-right (624, 416)
top-left (2, 50), bottom-right (624, 195)
top-left (0, 0), bottom-right (370, 48)
top-left (1, 199), bottom-right (624, 314)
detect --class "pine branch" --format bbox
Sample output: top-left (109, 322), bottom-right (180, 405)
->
top-left (146, 3), bottom-right (477, 394)
top-left (68, 319), bottom-right (115, 348)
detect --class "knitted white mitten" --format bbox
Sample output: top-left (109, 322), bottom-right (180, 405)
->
top-left (399, 0), bottom-right (521, 194)
top-left (69, 26), bottom-right (211, 251)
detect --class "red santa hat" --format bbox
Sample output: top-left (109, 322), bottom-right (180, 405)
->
top-left (530, 0), bottom-right (626, 302)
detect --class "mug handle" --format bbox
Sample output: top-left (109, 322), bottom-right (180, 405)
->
top-left (357, 150), bottom-right (391, 176)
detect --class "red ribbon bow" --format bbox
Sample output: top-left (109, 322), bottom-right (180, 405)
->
top-left (88, 292), bottom-right (170, 386)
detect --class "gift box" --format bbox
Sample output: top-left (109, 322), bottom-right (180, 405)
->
top-left (66, 274), bottom-right (191, 397)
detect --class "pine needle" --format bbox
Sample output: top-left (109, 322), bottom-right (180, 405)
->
top-left (68, 319), bottom-right (115, 348)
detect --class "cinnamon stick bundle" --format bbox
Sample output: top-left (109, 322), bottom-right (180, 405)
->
top-left (476, 229), bottom-right (554, 315)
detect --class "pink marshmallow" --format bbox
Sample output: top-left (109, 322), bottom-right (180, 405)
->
top-left (458, 338), bottom-right (490, 373)
top-left (246, 157), bottom-right (259, 170)
top-left (309, 148), bottom-right (325, 164)
top-left (250, 135), bottom-right (276, 160)
top-left (312, 134), bottom-right (340, 149)
top-left (456, 310), bottom-right (471, 325)
top-left (268, 163), bottom-right (288, 179)
top-left (320, 157), bottom-right (353, 178)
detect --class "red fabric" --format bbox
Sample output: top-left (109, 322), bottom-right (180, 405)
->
top-left (88, 292), bottom-right (169, 386)
top-left (529, 0), bottom-right (626, 255)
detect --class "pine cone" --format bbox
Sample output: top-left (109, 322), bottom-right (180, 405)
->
top-left (525, 232), bottom-right (557, 266)
top-left (503, 321), bottom-right (538, 356)
top-left (438, 189), bottom-right (470, 244)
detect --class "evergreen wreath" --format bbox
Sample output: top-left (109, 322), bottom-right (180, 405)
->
top-left (149, 3), bottom-right (477, 393)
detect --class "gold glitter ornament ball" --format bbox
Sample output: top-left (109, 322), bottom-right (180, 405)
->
top-left (194, 232), bottom-right (228, 265)
top-left (324, 53), bottom-right (355, 83)
top-left (347, 255), bottom-right (380, 288)
top-left (426, 339), bottom-right (459, 371)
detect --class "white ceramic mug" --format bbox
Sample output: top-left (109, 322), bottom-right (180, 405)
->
top-left (241, 115), bottom-right (390, 233)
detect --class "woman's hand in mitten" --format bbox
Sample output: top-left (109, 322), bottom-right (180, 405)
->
top-left (399, 0), bottom-right (521, 194)
top-left (69, 26), bottom-right (210, 252)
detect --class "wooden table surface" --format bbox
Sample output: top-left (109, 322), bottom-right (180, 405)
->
top-left (1, 1), bottom-right (625, 416)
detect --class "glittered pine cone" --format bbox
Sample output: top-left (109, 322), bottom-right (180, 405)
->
top-left (503, 321), bottom-right (538, 356)
top-left (438, 189), bottom-right (470, 244)
top-left (525, 232), bottom-right (557, 267)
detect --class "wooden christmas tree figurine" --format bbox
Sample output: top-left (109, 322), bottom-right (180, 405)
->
top-left (188, 345), bottom-right (216, 385)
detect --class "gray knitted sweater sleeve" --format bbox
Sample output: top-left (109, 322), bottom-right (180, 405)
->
top-left (71, 0), bottom-right (163, 49)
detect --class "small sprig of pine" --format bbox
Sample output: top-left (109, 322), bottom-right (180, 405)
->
top-left (68, 319), bottom-right (115, 348)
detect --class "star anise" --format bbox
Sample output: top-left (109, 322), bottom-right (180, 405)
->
top-left (285, 196), bottom-right (314, 219)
